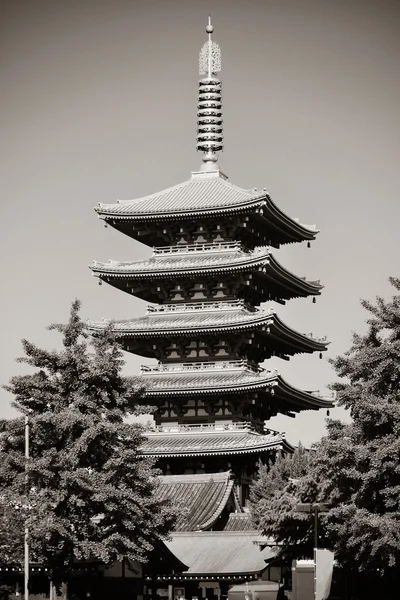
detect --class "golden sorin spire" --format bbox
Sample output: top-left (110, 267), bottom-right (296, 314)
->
top-left (196, 16), bottom-right (223, 170)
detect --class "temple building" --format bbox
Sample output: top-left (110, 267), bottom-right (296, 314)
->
top-left (89, 17), bottom-right (333, 600)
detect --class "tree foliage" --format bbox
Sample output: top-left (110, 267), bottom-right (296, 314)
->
top-left (249, 444), bottom-right (323, 561)
top-left (250, 278), bottom-right (400, 592)
top-left (1, 300), bottom-right (175, 584)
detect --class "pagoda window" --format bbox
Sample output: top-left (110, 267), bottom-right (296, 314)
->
top-left (192, 291), bottom-right (207, 300)
top-left (215, 348), bottom-right (229, 356)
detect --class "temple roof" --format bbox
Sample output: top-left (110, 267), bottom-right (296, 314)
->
top-left (92, 244), bottom-right (271, 275)
top-left (95, 171), bottom-right (318, 246)
top-left (156, 471), bottom-right (234, 531)
top-left (91, 245), bottom-right (322, 302)
top-left (88, 304), bottom-right (328, 359)
top-left (133, 363), bottom-right (334, 411)
top-left (164, 531), bottom-right (275, 575)
top-left (223, 512), bottom-right (256, 531)
top-left (143, 426), bottom-right (292, 458)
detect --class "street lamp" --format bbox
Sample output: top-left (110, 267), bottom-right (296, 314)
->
top-left (295, 503), bottom-right (329, 549)
top-left (295, 503), bottom-right (331, 600)
top-left (24, 415), bottom-right (29, 600)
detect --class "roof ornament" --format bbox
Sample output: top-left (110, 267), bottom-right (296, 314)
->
top-left (196, 16), bottom-right (223, 171)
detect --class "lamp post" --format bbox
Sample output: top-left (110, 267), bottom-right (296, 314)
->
top-left (295, 503), bottom-right (329, 549)
top-left (295, 503), bottom-right (330, 600)
top-left (24, 415), bottom-right (29, 600)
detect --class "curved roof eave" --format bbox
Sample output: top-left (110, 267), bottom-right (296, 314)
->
top-left (88, 312), bottom-right (329, 352)
top-left (275, 375), bottom-right (335, 409)
top-left (263, 195), bottom-right (319, 240)
top-left (95, 197), bottom-right (266, 220)
top-left (90, 251), bottom-right (323, 296)
top-left (93, 175), bottom-right (318, 239)
top-left (141, 441), bottom-right (285, 458)
top-left (135, 372), bottom-right (335, 410)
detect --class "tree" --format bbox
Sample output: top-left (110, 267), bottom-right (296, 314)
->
top-left (1, 300), bottom-right (175, 586)
top-left (317, 277), bottom-right (400, 578)
top-left (249, 444), bottom-right (322, 561)
top-left (249, 277), bottom-right (400, 597)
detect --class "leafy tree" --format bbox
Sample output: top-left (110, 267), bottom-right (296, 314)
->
top-left (250, 277), bottom-right (400, 597)
top-left (317, 277), bottom-right (400, 580)
top-left (1, 300), bottom-right (175, 586)
top-left (249, 444), bottom-right (322, 561)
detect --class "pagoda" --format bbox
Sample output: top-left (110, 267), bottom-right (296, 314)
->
top-left (89, 17), bottom-right (333, 594)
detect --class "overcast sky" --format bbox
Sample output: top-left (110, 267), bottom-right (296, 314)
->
top-left (1, 0), bottom-right (399, 446)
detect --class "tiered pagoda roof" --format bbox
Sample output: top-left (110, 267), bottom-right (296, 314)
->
top-left (95, 171), bottom-right (318, 249)
top-left (142, 422), bottom-right (294, 458)
top-left (90, 16), bottom-right (333, 510)
top-left (90, 243), bottom-right (322, 303)
top-left (133, 361), bottom-right (332, 414)
top-left (87, 15), bottom-right (333, 590)
top-left (88, 302), bottom-right (328, 361)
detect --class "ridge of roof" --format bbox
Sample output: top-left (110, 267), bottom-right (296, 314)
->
top-left (159, 471), bottom-right (230, 484)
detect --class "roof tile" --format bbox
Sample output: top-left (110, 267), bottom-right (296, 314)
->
top-left (165, 531), bottom-right (275, 574)
top-left (143, 430), bottom-right (285, 457)
top-left (157, 471), bottom-right (233, 531)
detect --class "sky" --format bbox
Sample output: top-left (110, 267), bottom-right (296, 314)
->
top-left (1, 0), bottom-right (399, 446)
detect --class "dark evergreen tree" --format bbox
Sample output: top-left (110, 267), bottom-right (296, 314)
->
top-left (1, 300), bottom-right (175, 585)
top-left (249, 278), bottom-right (400, 597)
top-left (249, 444), bottom-right (319, 561)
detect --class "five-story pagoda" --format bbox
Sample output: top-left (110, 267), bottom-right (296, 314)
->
top-left (89, 18), bottom-right (332, 512)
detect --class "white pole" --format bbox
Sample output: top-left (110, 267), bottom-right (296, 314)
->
top-left (24, 416), bottom-right (29, 600)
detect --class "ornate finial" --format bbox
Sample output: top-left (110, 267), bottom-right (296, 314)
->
top-left (196, 17), bottom-right (223, 170)
top-left (199, 16), bottom-right (221, 77)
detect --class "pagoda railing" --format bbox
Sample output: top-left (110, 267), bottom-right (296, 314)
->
top-left (309, 390), bottom-right (336, 400)
top-left (147, 421), bottom-right (282, 436)
top-left (153, 241), bottom-right (245, 255)
top-left (146, 299), bottom-right (259, 314)
top-left (302, 332), bottom-right (329, 342)
top-left (140, 360), bottom-right (272, 374)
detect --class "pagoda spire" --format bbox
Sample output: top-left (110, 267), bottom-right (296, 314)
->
top-left (196, 16), bottom-right (223, 171)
